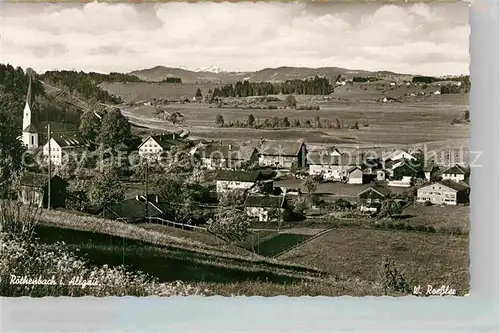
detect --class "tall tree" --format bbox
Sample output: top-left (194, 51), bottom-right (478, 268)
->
top-left (195, 88), bottom-right (202, 98)
top-left (79, 111), bottom-right (101, 143)
top-left (97, 108), bottom-right (132, 149)
top-left (247, 114), bottom-right (255, 127)
top-left (207, 208), bottom-right (250, 243)
top-left (87, 165), bottom-right (124, 208)
top-left (0, 94), bottom-right (26, 198)
top-left (215, 114), bottom-right (225, 127)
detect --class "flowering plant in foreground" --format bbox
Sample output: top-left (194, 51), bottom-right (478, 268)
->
top-left (0, 202), bottom-right (207, 297)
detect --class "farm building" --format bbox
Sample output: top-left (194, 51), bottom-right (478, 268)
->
top-left (441, 164), bottom-right (469, 183)
top-left (347, 166), bottom-right (364, 184)
top-left (43, 134), bottom-right (88, 166)
top-left (138, 133), bottom-right (187, 160)
top-left (357, 185), bottom-right (392, 213)
top-left (192, 143), bottom-right (259, 170)
top-left (416, 180), bottom-right (470, 205)
top-left (244, 194), bottom-right (286, 222)
top-left (308, 154), bottom-right (357, 181)
top-left (215, 170), bottom-right (264, 193)
top-left (18, 173), bottom-right (68, 208)
top-left (388, 160), bottom-right (420, 187)
top-left (258, 140), bottom-right (307, 169)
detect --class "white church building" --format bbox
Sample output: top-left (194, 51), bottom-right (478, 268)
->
top-left (20, 73), bottom-right (88, 164)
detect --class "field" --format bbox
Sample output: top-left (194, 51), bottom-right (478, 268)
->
top-left (117, 91), bottom-right (469, 150)
top-left (279, 227), bottom-right (469, 294)
top-left (100, 82), bottom-right (219, 102)
top-left (401, 204), bottom-right (470, 232)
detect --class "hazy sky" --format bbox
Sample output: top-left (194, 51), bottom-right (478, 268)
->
top-left (0, 1), bottom-right (470, 76)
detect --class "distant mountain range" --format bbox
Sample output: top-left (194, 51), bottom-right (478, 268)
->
top-left (129, 65), bottom-right (413, 84)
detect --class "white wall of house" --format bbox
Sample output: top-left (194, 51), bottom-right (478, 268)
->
top-left (138, 137), bottom-right (164, 159)
top-left (388, 176), bottom-right (412, 187)
top-left (43, 138), bottom-right (63, 166)
top-left (442, 173), bottom-right (465, 182)
top-left (417, 184), bottom-right (458, 205)
top-left (216, 180), bottom-right (255, 193)
top-left (259, 155), bottom-right (295, 169)
top-left (347, 169), bottom-right (363, 184)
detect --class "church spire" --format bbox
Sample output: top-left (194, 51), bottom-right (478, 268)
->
top-left (26, 70), bottom-right (33, 110)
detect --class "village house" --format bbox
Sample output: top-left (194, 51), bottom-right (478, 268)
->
top-left (416, 180), bottom-right (470, 205)
top-left (347, 166), bottom-right (364, 184)
top-left (441, 164), bottom-right (469, 183)
top-left (138, 133), bottom-right (186, 160)
top-left (357, 185), bottom-right (392, 213)
top-left (43, 134), bottom-right (88, 166)
top-left (308, 154), bottom-right (357, 181)
top-left (191, 143), bottom-right (259, 170)
top-left (258, 140), bottom-right (307, 169)
top-left (387, 159), bottom-right (421, 187)
top-left (244, 194), bottom-right (286, 222)
top-left (18, 173), bottom-right (68, 208)
top-left (215, 170), bottom-right (264, 193)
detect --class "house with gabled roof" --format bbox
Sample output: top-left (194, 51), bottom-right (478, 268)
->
top-left (258, 140), bottom-right (307, 169)
top-left (347, 166), bottom-right (364, 184)
top-left (138, 133), bottom-right (187, 160)
top-left (191, 142), bottom-right (259, 170)
top-left (244, 194), bottom-right (286, 222)
top-left (215, 170), bottom-right (264, 193)
top-left (18, 173), bottom-right (68, 208)
top-left (417, 179), bottom-right (470, 205)
top-left (441, 164), bottom-right (469, 183)
top-left (387, 159), bottom-right (421, 187)
top-left (43, 134), bottom-right (89, 166)
top-left (357, 185), bottom-right (392, 213)
top-left (308, 153), bottom-right (358, 181)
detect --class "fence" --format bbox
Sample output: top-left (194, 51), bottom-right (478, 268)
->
top-left (145, 216), bottom-right (207, 231)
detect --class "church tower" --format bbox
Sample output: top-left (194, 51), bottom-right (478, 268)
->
top-left (21, 72), bottom-right (38, 149)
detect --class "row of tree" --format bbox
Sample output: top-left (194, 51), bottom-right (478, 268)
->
top-left (215, 114), bottom-right (368, 130)
top-left (160, 77), bottom-right (182, 83)
top-left (211, 76), bottom-right (333, 98)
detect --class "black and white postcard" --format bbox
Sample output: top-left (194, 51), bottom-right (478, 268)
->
top-left (0, 1), bottom-right (470, 297)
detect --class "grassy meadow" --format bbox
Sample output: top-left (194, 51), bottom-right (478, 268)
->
top-left (278, 227), bottom-right (469, 294)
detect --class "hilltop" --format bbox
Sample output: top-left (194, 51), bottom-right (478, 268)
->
top-left (129, 65), bottom-right (410, 84)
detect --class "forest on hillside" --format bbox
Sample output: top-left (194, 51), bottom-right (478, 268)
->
top-left (41, 70), bottom-right (126, 104)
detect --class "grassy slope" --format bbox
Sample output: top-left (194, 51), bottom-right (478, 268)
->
top-left (31, 209), bottom-right (395, 296)
top-left (34, 208), bottom-right (326, 279)
top-left (279, 227), bottom-right (469, 294)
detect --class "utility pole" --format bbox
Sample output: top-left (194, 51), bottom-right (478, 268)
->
top-left (145, 161), bottom-right (149, 218)
top-left (47, 123), bottom-right (51, 210)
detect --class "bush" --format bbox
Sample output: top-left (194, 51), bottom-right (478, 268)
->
top-left (378, 258), bottom-right (412, 295)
